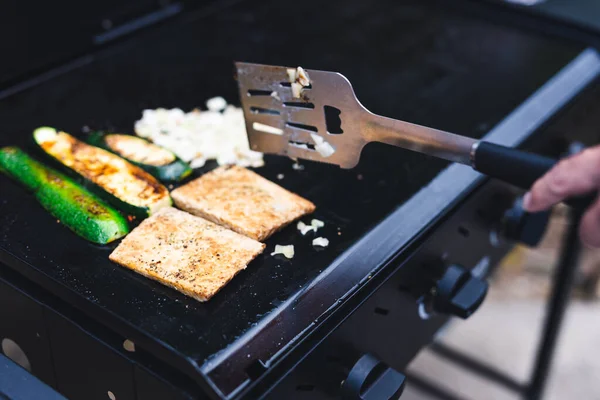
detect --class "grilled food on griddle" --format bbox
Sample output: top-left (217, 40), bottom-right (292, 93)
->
top-left (134, 99), bottom-right (264, 169)
top-left (0, 147), bottom-right (129, 244)
top-left (109, 207), bottom-right (265, 302)
top-left (171, 165), bottom-right (316, 241)
top-left (34, 127), bottom-right (172, 218)
top-left (86, 131), bottom-right (192, 183)
top-left (0, 93), bottom-right (320, 301)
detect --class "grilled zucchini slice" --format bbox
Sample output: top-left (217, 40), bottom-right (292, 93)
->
top-left (0, 147), bottom-right (129, 244)
top-left (33, 127), bottom-right (171, 218)
top-left (86, 131), bottom-right (192, 183)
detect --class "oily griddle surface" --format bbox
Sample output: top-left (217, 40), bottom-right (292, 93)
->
top-left (0, 0), bottom-right (580, 368)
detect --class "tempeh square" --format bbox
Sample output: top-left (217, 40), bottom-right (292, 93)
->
top-left (171, 166), bottom-right (315, 241)
top-left (109, 207), bottom-right (265, 302)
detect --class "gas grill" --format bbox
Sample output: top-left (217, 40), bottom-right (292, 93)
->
top-left (2, 1), bottom-right (600, 399)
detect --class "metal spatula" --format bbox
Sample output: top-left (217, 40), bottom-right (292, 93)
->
top-left (235, 62), bottom-right (591, 207)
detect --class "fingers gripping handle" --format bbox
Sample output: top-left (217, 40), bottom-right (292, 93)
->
top-left (473, 142), bottom-right (594, 210)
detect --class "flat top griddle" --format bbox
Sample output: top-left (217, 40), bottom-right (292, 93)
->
top-left (0, 0), bottom-right (587, 397)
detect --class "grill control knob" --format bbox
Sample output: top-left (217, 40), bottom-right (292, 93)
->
top-left (502, 197), bottom-right (551, 247)
top-left (432, 264), bottom-right (488, 319)
top-left (341, 354), bottom-right (406, 400)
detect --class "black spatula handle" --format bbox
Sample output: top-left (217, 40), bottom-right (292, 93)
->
top-left (473, 141), bottom-right (595, 210)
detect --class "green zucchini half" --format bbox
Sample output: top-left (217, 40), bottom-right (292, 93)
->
top-left (0, 147), bottom-right (129, 244)
top-left (33, 127), bottom-right (172, 218)
top-left (87, 131), bottom-right (192, 183)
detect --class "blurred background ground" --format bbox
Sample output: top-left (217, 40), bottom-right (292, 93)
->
top-left (402, 205), bottom-right (600, 399)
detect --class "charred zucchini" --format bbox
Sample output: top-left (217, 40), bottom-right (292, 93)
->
top-left (33, 127), bottom-right (171, 218)
top-left (0, 147), bottom-right (129, 244)
top-left (87, 131), bottom-right (192, 183)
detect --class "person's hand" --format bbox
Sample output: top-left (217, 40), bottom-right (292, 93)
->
top-left (523, 145), bottom-right (600, 248)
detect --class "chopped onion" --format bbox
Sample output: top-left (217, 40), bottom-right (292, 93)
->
top-left (313, 237), bottom-right (329, 247)
top-left (134, 98), bottom-right (264, 169)
top-left (253, 122), bottom-right (283, 135)
top-left (287, 68), bottom-right (297, 82)
top-left (189, 158), bottom-right (207, 169)
top-left (311, 219), bottom-right (325, 229)
top-left (311, 133), bottom-right (335, 157)
top-left (289, 67), bottom-right (311, 98)
top-left (297, 221), bottom-right (317, 235)
top-left (296, 67), bottom-right (310, 87)
top-left (292, 162), bottom-right (304, 171)
top-left (271, 244), bottom-right (295, 259)
top-left (206, 96), bottom-right (227, 112)
top-left (291, 82), bottom-right (303, 99)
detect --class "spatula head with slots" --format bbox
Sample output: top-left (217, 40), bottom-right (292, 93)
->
top-left (235, 62), bottom-right (369, 169)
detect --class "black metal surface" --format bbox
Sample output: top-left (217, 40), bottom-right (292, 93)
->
top-left (0, 179), bottom-right (513, 400)
top-left (531, 0), bottom-right (600, 35)
top-left (0, 0), bottom-right (162, 88)
top-left (0, 263), bottom-right (206, 400)
top-left (0, 354), bottom-right (65, 400)
top-left (258, 179), bottom-right (544, 400)
top-left (134, 365), bottom-right (197, 400)
top-left (0, 0), bottom-right (594, 398)
top-left (0, 275), bottom-right (56, 387)
top-left (47, 311), bottom-right (138, 400)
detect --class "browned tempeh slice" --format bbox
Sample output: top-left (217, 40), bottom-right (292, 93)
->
top-left (109, 207), bottom-right (265, 302)
top-left (171, 165), bottom-right (315, 241)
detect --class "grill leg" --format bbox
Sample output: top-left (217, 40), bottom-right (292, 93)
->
top-left (525, 208), bottom-right (583, 400)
